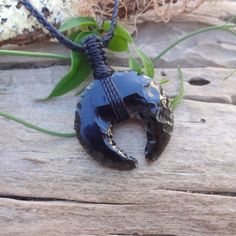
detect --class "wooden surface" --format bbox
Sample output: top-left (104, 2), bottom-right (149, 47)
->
top-left (1, 9), bottom-right (236, 236)
top-left (0, 65), bottom-right (236, 235)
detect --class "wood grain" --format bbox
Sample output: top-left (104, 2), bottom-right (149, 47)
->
top-left (2, 6), bottom-right (236, 70)
top-left (0, 66), bottom-right (235, 198)
top-left (0, 52), bottom-right (236, 235)
top-left (1, 1), bottom-right (236, 233)
top-left (0, 190), bottom-right (236, 236)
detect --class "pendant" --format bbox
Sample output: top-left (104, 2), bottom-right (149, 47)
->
top-left (74, 36), bottom-right (174, 170)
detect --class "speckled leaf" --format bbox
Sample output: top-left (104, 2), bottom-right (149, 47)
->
top-left (59, 17), bottom-right (97, 32)
top-left (103, 21), bottom-right (133, 43)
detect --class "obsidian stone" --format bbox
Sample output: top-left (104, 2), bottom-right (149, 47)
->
top-left (75, 71), bottom-right (174, 170)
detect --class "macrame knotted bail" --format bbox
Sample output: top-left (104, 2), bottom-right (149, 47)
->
top-left (83, 35), bottom-right (129, 122)
top-left (83, 35), bottom-right (114, 80)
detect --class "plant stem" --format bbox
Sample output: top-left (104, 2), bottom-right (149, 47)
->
top-left (153, 24), bottom-right (236, 62)
top-left (223, 68), bottom-right (236, 81)
top-left (0, 50), bottom-right (70, 60)
top-left (170, 66), bottom-right (184, 110)
top-left (0, 112), bottom-right (76, 138)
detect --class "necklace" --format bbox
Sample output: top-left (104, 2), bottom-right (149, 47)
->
top-left (20, 0), bottom-right (174, 170)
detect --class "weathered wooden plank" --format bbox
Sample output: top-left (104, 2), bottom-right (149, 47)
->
top-left (135, 21), bottom-right (236, 68)
top-left (1, 65), bottom-right (235, 106)
top-left (0, 66), bottom-right (235, 205)
top-left (2, 17), bottom-right (236, 69)
top-left (1, 4), bottom-right (236, 233)
top-left (156, 67), bottom-right (236, 104)
top-left (0, 191), bottom-right (236, 236)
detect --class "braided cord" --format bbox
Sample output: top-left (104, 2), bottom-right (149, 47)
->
top-left (84, 35), bottom-right (128, 122)
top-left (102, 0), bottom-right (119, 47)
top-left (19, 0), bottom-right (119, 51)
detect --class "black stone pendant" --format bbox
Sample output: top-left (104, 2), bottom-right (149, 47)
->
top-left (74, 36), bottom-right (174, 170)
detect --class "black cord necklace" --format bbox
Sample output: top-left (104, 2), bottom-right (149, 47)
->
top-left (20, 0), bottom-right (119, 51)
top-left (20, 0), bottom-right (174, 170)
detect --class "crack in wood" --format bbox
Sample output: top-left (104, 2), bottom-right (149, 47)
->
top-left (0, 194), bottom-right (139, 205)
top-left (231, 95), bottom-right (236, 105)
top-left (109, 234), bottom-right (176, 236)
top-left (183, 96), bottom-right (235, 106)
top-left (160, 189), bottom-right (236, 198)
top-left (1, 189), bottom-right (236, 206)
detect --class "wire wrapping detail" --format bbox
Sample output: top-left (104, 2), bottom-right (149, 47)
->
top-left (83, 35), bottom-right (129, 122)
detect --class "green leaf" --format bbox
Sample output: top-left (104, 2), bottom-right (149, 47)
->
top-left (47, 59), bottom-right (91, 98)
top-left (74, 78), bottom-right (92, 96)
top-left (68, 31), bottom-right (81, 41)
top-left (0, 50), bottom-right (70, 60)
top-left (103, 21), bottom-right (133, 43)
top-left (129, 57), bottom-right (142, 75)
top-left (159, 78), bottom-right (170, 85)
top-left (59, 17), bottom-right (97, 32)
top-left (136, 48), bottom-right (155, 78)
top-left (170, 66), bottom-right (184, 109)
top-left (0, 111), bottom-right (76, 137)
top-left (107, 35), bottom-right (129, 52)
top-left (46, 32), bottom-right (92, 99)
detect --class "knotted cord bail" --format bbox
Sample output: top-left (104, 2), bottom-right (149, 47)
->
top-left (83, 35), bottom-right (129, 122)
top-left (83, 35), bottom-right (114, 80)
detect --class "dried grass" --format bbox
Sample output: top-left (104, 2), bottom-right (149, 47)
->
top-left (74, 0), bottom-right (207, 22)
